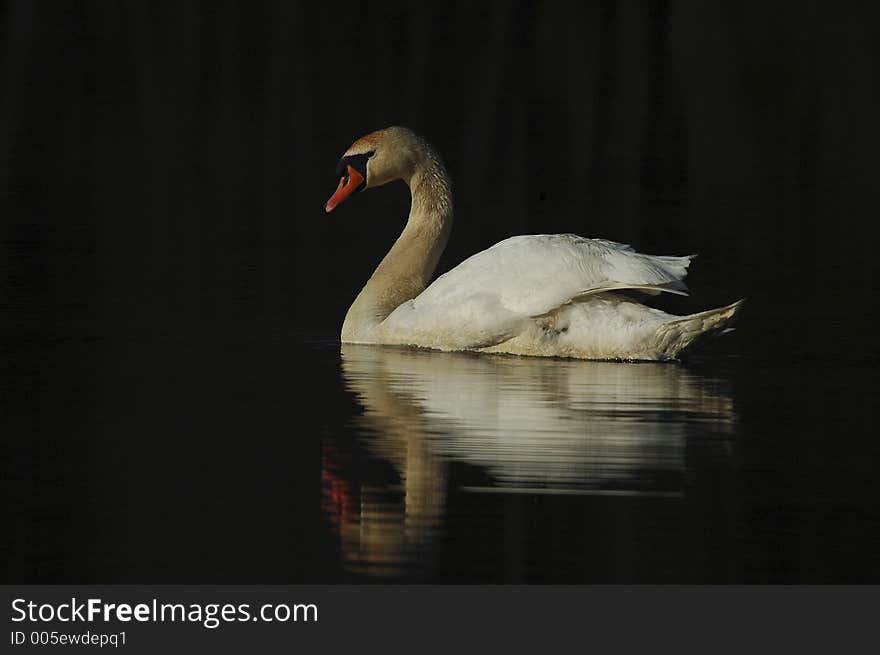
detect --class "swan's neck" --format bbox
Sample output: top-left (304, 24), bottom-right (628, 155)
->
top-left (342, 159), bottom-right (453, 342)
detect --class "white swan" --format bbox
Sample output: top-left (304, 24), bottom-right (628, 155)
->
top-left (326, 126), bottom-right (743, 360)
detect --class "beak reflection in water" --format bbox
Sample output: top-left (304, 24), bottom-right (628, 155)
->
top-left (322, 345), bottom-right (736, 579)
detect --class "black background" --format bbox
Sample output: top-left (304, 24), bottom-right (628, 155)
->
top-left (3, 2), bottom-right (880, 582)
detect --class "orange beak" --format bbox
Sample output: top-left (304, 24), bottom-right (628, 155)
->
top-left (325, 165), bottom-right (365, 213)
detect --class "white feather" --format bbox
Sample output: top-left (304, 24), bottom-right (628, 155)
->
top-left (378, 235), bottom-right (702, 354)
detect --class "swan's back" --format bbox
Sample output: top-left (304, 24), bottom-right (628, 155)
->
top-left (411, 234), bottom-right (693, 318)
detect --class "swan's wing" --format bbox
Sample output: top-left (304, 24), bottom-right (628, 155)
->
top-left (381, 234), bottom-right (695, 349)
top-left (423, 235), bottom-right (693, 314)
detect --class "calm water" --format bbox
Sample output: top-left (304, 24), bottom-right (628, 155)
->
top-left (6, 322), bottom-right (879, 583)
top-left (327, 344), bottom-right (735, 580)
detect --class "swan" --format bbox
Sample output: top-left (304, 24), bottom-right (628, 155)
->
top-left (326, 126), bottom-right (743, 360)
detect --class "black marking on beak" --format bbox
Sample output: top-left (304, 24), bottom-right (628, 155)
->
top-left (334, 151), bottom-right (374, 187)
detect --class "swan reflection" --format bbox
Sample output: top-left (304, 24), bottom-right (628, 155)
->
top-left (322, 345), bottom-right (735, 578)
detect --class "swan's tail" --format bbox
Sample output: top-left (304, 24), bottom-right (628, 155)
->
top-left (657, 298), bottom-right (746, 359)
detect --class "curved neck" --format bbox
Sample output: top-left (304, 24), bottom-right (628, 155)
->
top-left (342, 159), bottom-right (453, 342)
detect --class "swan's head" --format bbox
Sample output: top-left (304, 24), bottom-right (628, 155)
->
top-left (325, 126), bottom-right (426, 213)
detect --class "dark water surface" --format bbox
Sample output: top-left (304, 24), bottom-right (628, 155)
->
top-left (5, 311), bottom-right (880, 583)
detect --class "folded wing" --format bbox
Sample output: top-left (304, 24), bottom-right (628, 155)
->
top-left (381, 234), bottom-right (695, 349)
